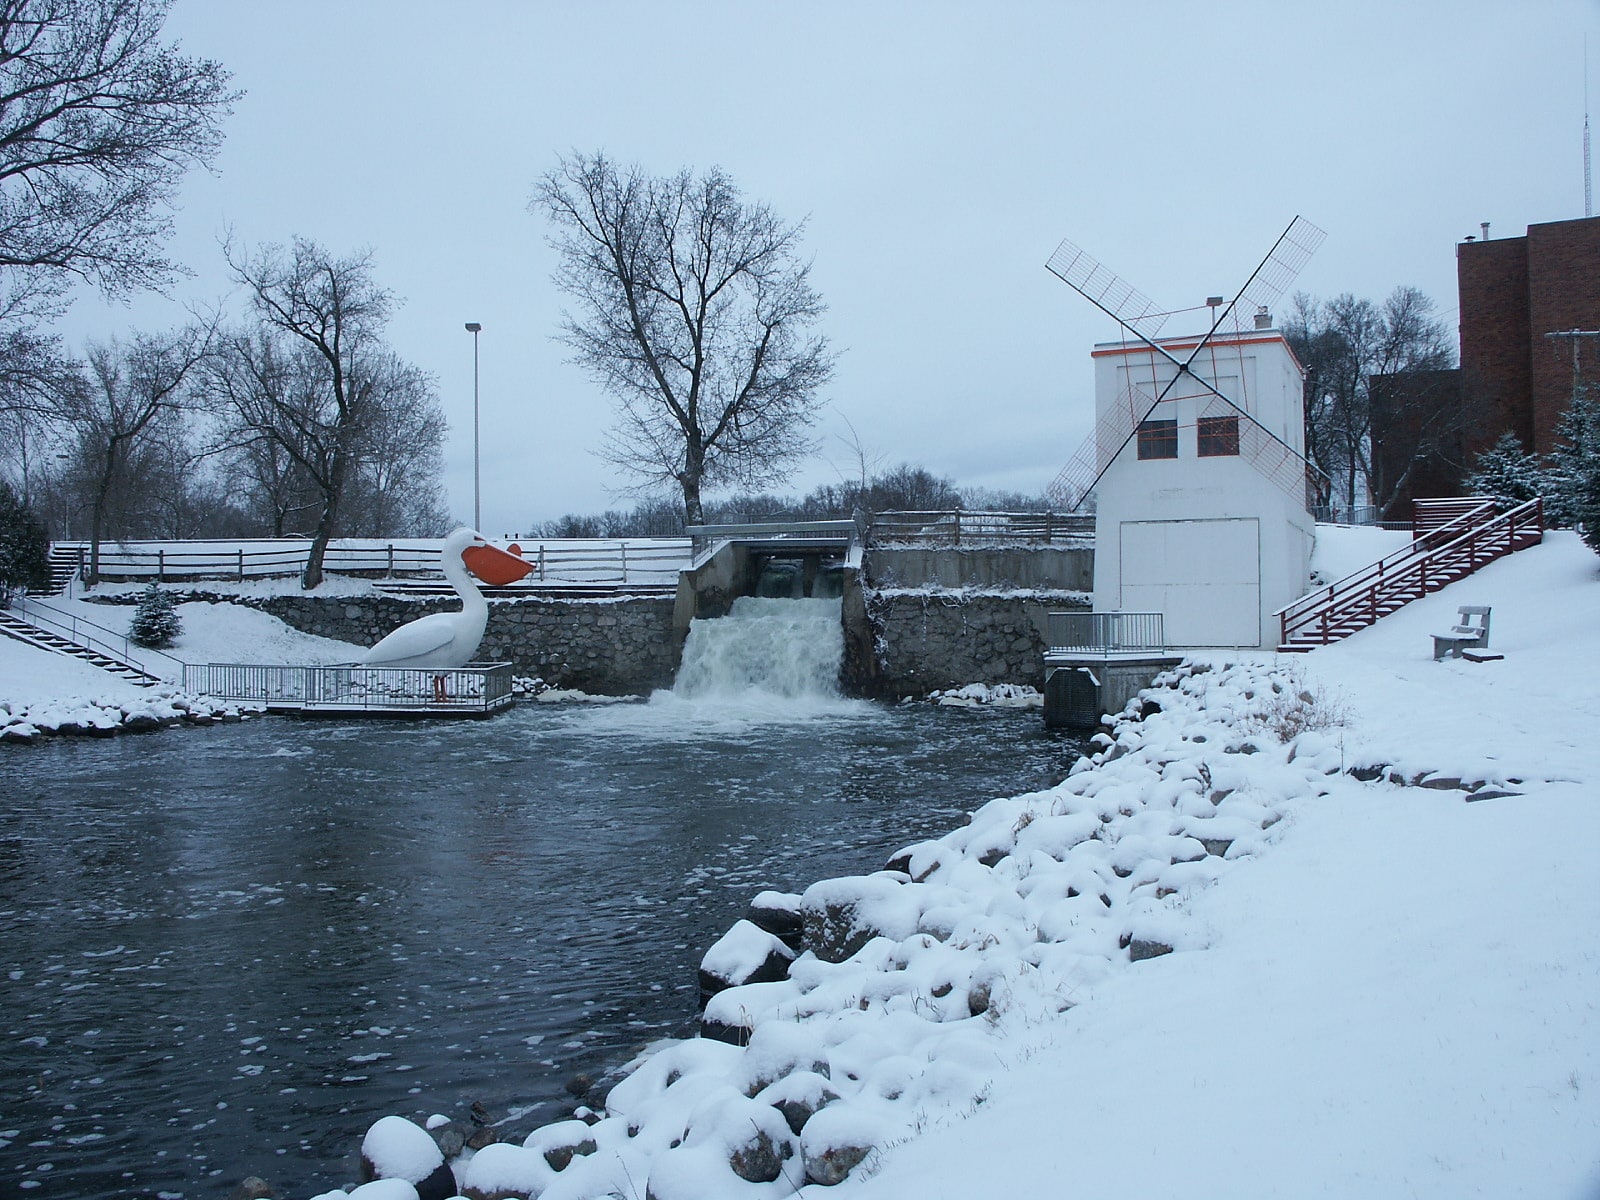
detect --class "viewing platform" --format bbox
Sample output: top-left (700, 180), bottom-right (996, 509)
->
top-left (181, 662), bottom-right (516, 718)
top-left (1043, 612), bottom-right (1181, 729)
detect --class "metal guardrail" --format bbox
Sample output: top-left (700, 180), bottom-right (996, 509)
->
top-left (51, 538), bottom-right (693, 588)
top-left (1045, 611), bottom-right (1166, 655)
top-left (868, 510), bottom-right (1094, 546)
top-left (1277, 496), bottom-right (1543, 646)
top-left (182, 662), bottom-right (515, 714)
top-left (12, 593), bottom-right (183, 680)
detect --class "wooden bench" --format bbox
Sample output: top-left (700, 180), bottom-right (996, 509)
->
top-left (1432, 605), bottom-right (1492, 660)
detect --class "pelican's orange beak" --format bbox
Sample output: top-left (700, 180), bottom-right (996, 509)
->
top-left (461, 540), bottom-right (534, 586)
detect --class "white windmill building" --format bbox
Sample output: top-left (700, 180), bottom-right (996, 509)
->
top-left (1041, 219), bottom-right (1327, 724)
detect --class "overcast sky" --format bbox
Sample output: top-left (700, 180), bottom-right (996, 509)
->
top-left (54, 0), bottom-right (1600, 535)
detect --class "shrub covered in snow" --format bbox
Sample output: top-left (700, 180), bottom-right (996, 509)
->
top-left (129, 583), bottom-right (182, 648)
top-left (1463, 431), bottom-right (1543, 512)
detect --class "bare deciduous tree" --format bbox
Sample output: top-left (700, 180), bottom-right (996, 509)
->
top-left (53, 326), bottom-right (210, 579)
top-left (222, 239), bottom-right (391, 588)
top-left (0, 0), bottom-right (235, 307)
top-left (1284, 286), bottom-right (1456, 516)
top-left (534, 152), bottom-right (835, 525)
top-left (209, 239), bottom-right (449, 578)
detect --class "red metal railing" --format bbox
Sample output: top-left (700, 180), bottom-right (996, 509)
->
top-left (1278, 497), bottom-right (1542, 647)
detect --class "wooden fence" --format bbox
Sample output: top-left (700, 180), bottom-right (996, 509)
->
top-left (53, 538), bottom-right (693, 588)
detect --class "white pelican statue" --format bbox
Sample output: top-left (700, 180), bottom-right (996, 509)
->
top-left (360, 527), bottom-right (533, 669)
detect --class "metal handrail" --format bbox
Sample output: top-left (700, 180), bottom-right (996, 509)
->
top-left (685, 520), bottom-right (857, 540)
top-left (12, 593), bottom-right (183, 680)
top-left (1276, 497), bottom-right (1500, 628)
top-left (868, 510), bottom-right (1095, 546)
top-left (1046, 611), bottom-right (1165, 654)
top-left (1278, 497), bottom-right (1542, 644)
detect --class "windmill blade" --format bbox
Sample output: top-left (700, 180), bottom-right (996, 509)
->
top-left (1207, 215), bottom-right (1327, 337)
top-left (1046, 377), bottom-right (1165, 510)
top-left (1046, 238), bottom-right (1169, 342)
top-left (1073, 216), bottom-right (1329, 501)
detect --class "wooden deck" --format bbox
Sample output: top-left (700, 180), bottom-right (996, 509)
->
top-left (182, 662), bottom-right (516, 718)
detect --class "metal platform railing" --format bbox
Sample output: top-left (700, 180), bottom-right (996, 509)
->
top-left (1045, 611), bottom-right (1166, 655)
top-left (182, 662), bottom-right (515, 716)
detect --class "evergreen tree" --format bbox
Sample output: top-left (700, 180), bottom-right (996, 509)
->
top-left (0, 480), bottom-right (50, 593)
top-left (1463, 432), bottom-right (1544, 511)
top-left (129, 583), bottom-right (182, 648)
top-left (1546, 387), bottom-right (1600, 555)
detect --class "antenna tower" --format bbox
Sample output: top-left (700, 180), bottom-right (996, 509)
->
top-left (1587, 36), bottom-right (1593, 218)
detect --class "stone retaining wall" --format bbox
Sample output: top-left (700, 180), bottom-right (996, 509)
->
top-left (105, 592), bottom-right (682, 695)
top-left (865, 589), bottom-right (1090, 698)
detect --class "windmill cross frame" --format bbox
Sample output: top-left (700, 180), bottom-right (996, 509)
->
top-left (1046, 216), bottom-right (1331, 509)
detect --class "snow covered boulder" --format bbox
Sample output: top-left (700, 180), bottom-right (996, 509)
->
top-left (698, 919), bottom-right (796, 1006)
top-left (799, 1100), bottom-right (894, 1186)
top-left (458, 1142), bottom-right (555, 1200)
top-left (744, 889), bottom-right (805, 949)
top-left (799, 874), bottom-right (924, 963)
top-left (644, 1092), bottom-right (801, 1197)
top-left (523, 1117), bottom-right (597, 1172)
top-left (347, 1181), bottom-right (421, 1200)
top-left (360, 1115), bottom-right (454, 1200)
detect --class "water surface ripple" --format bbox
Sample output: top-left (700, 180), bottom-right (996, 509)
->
top-left (0, 699), bottom-right (1080, 1198)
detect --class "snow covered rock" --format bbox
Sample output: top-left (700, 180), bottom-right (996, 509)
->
top-left (360, 1115), bottom-right (453, 1200)
top-left (744, 889), bottom-right (805, 948)
top-left (698, 919), bottom-right (796, 1006)
top-left (458, 1142), bottom-right (553, 1199)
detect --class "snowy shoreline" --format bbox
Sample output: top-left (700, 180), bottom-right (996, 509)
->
top-left (309, 534), bottom-right (1600, 1200)
top-left (326, 656), bottom-right (1530, 1200)
top-left (0, 688), bottom-right (259, 744)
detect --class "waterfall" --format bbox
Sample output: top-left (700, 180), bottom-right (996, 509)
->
top-left (673, 596), bottom-right (845, 701)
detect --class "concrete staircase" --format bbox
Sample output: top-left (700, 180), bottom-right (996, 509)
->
top-left (42, 544), bottom-right (82, 596)
top-left (0, 602), bottom-right (168, 686)
top-left (1277, 497), bottom-right (1544, 651)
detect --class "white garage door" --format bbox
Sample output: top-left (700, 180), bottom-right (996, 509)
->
top-left (1119, 518), bottom-right (1261, 647)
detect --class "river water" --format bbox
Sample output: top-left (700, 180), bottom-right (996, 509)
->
top-left (0, 599), bottom-right (1083, 1199)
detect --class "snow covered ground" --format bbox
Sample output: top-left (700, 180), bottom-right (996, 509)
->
top-left (840, 530), bottom-right (1600, 1200)
top-left (0, 598), bottom-right (363, 733)
top-left (4, 528), bottom-right (1598, 1198)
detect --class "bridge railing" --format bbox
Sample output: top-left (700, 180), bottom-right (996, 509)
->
top-left (684, 520), bottom-right (857, 561)
top-left (868, 510), bottom-right (1094, 546)
top-left (1046, 611), bottom-right (1165, 655)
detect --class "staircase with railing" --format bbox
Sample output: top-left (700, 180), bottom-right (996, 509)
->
top-left (1277, 496), bottom-right (1544, 651)
top-left (43, 544), bottom-right (82, 596)
top-left (0, 593), bottom-right (180, 686)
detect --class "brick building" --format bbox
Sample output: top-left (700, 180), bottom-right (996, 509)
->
top-left (1457, 214), bottom-right (1600, 456)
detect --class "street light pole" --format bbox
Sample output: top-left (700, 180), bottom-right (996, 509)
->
top-left (465, 322), bottom-right (482, 531)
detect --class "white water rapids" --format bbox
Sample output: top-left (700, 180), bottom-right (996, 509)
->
top-left (672, 596), bottom-right (846, 700)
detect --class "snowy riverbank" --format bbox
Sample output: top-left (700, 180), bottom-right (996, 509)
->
top-left (0, 598), bottom-right (362, 741)
top-left (316, 532), bottom-right (1600, 1200)
top-left (4, 532), bottom-right (1597, 1198)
